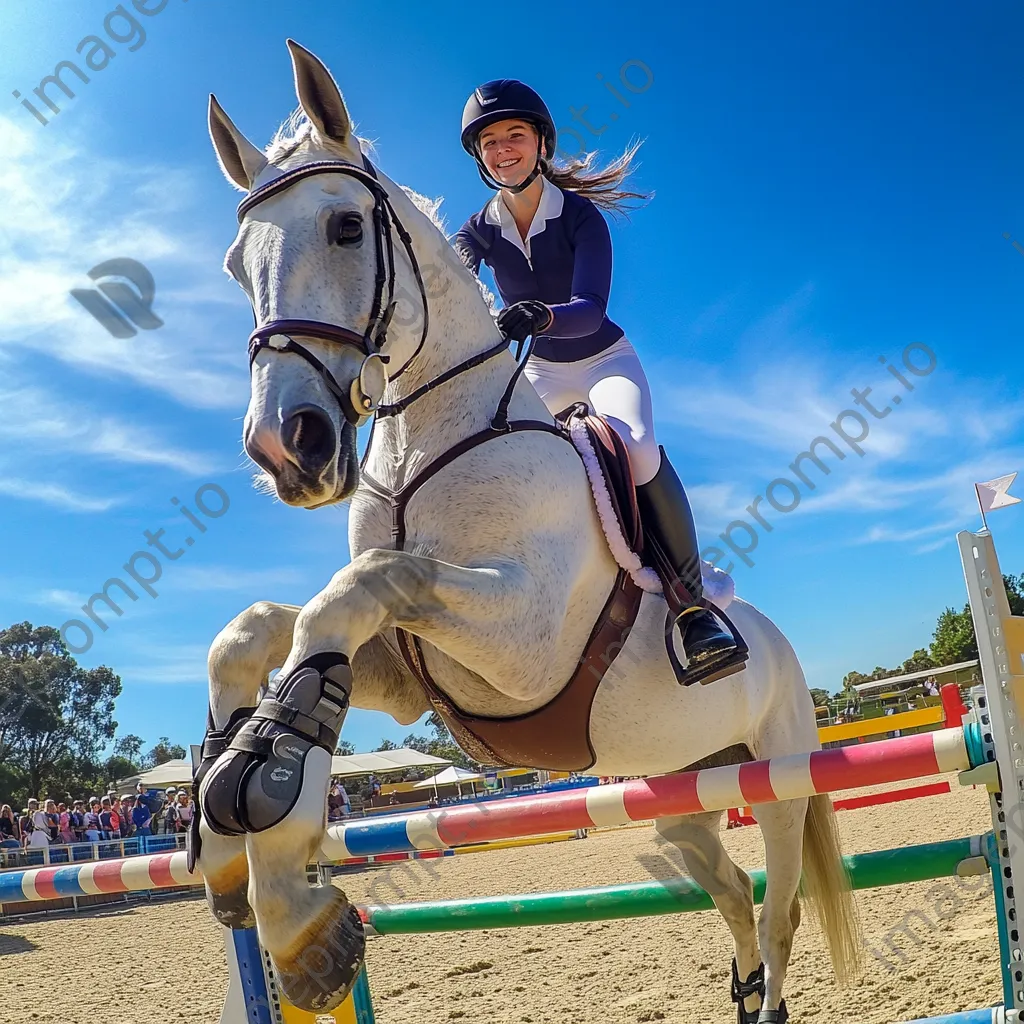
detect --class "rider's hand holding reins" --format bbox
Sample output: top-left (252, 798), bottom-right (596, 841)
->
top-left (497, 299), bottom-right (554, 342)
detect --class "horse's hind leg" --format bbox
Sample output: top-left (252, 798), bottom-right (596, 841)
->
top-left (654, 811), bottom-right (764, 1021)
top-left (750, 798), bottom-right (806, 1022)
top-left (197, 601), bottom-right (300, 929)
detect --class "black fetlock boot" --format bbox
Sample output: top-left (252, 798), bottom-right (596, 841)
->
top-left (635, 446), bottom-right (736, 667)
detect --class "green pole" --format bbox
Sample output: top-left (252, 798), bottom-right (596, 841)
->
top-left (363, 835), bottom-right (982, 936)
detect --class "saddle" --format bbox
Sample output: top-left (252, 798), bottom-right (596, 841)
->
top-left (562, 404), bottom-right (748, 688)
top-left (391, 405), bottom-right (746, 773)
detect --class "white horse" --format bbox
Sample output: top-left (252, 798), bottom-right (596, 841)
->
top-left (193, 41), bottom-right (860, 1023)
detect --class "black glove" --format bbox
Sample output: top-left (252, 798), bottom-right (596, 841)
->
top-left (496, 299), bottom-right (554, 343)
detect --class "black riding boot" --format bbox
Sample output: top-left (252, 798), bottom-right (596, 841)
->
top-left (635, 446), bottom-right (736, 666)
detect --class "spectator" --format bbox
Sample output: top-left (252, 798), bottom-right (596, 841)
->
top-left (26, 799), bottom-right (49, 849)
top-left (0, 805), bottom-right (20, 847)
top-left (57, 802), bottom-right (75, 844)
top-left (331, 780), bottom-right (351, 818)
top-left (43, 799), bottom-right (60, 842)
top-left (174, 791), bottom-right (194, 834)
top-left (83, 799), bottom-right (102, 842)
top-left (131, 796), bottom-right (153, 839)
top-left (120, 796), bottom-right (135, 838)
top-left (99, 796), bottom-right (115, 840)
top-left (161, 790), bottom-right (179, 835)
top-left (135, 781), bottom-right (154, 812)
top-left (109, 797), bottom-right (123, 837)
top-left (69, 801), bottom-right (86, 842)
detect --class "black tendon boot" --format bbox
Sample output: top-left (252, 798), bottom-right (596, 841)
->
top-left (635, 446), bottom-right (736, 666)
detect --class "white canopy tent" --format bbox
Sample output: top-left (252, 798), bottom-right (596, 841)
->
top-left (116, 758), bottom-right (194, 791)
top-left (412, 766), bottom-right (484, 788)
top-left (329, 747), bottom-right (452, 778)
top-left (412, 764), bottom-right (483, 800)
top-left (851, 659), bottom-right (979, 695)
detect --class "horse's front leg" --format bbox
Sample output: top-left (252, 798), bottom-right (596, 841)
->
top-left (204, 547), bottom-right (541, 1013)
top-left (194, 601), bottom-right (301, 928)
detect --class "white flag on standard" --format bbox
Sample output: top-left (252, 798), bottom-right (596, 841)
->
top-left (976, 473), bottom-right (1022, 515)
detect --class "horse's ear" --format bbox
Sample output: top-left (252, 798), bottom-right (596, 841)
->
top-left (287, 39), bottom-right (352, 145)
top-left (205, 96), bottom-right (264, 193)
top-left (208, 94), bottom-right (266, 192)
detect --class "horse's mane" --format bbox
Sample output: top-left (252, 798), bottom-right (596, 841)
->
top-left (267, 112), bottom-right (495, 310)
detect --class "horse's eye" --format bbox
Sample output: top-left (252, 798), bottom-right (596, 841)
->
top-left (329, 212), bottom-right (363, 245)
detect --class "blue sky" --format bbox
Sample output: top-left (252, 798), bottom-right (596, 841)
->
top-left (2, 0), bottom-right (1023, 757)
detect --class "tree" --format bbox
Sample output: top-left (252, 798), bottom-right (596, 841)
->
top-left (897, 649), bottom-right (936, 675)
top-left (808, 688), bottom-right (830, 708)
top-left (0, 622), bottom-right (120, 799)
top-left (1005, 573), bottom-right (1024, 616)
top-left (399, 714), bottom-right (482, 771)
top-left (100, 734), bottom-right (147, 790)
top-left (931, 605), bottom-right (978, 666)
top-left (115, 734), bottom-right (145, 768)
top-left (374, 738), bottom-right (399, 751)
top-left (336, 740), bottom-right (356, 756)
top-left (144, 737), bottom-right (186, 768)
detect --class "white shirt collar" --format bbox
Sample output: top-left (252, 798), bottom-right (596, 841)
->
top-left (484, 175), bottom-right (564, 260)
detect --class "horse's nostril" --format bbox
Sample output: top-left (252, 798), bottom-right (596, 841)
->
top-left (282, 405), bottom-right (336, 469)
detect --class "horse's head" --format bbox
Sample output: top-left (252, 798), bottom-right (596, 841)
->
top-left (210, 41), bottom-right (442, 507)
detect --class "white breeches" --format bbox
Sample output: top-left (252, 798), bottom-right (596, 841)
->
top-left (524, 335), bottom-right (662, 485)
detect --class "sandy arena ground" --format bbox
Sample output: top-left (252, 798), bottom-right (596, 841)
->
top-left (0, 772), bottom-right (1001, 1024)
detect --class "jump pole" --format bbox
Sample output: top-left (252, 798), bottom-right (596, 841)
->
top-left (358, 835), bottom-right (987, 935)
top-left (0, 728), bottom-right (976, 906)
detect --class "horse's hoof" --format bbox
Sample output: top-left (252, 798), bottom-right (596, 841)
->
top-left (205, 880), bottom-right (256, 930)
top-left (272, 891), bottom-right (366, 1012)
top-left (757, 1001), bottom-right (788, 1024)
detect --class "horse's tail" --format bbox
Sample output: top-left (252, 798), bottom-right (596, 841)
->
top-left (801, 793), bottom-right (862, 985)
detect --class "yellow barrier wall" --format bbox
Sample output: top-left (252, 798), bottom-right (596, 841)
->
top-left (816, 706), bottom-right (944, 744)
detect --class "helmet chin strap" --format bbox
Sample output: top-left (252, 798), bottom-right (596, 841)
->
top-left (475, 143), bottom-right (547, 194)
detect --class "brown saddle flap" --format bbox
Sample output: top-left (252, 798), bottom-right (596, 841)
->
top-left (397, 567), bottom-right (642, 772)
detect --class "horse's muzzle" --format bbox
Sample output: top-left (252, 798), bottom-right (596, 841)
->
top-left (246, 408), bottom-right (359, 507)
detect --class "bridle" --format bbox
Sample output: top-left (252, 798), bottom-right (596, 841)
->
top-left (239, 154), bottom-right (422, 428)
top-left (238, 153), bottom-right (519, 429)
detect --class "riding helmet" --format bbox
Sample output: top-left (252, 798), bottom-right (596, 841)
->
top-left (460, 79), bottom-right (557, 191)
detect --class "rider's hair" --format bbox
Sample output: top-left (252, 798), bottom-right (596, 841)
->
top-left (539, 129), bottom-right (653, 219)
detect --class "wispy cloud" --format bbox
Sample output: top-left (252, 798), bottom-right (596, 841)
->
top-left (0, 477), bottom-right (119, 512)
top-left (31, 589), bottom-right (87, 613)
top-left (651, 290), bottom-right (1024, 548)
top-left (0, 115), bottom-right (247, 410)
top-left (116, 643), bottom-right (212, 687)
top-left (0, 383), bottom-right (219, 474)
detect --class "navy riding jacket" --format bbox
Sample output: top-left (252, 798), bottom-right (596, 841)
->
top-left (453, 176), bottom-right (624, 362)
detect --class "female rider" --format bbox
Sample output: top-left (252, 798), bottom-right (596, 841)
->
top-left (454, 79), bottom-right (735, 670)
